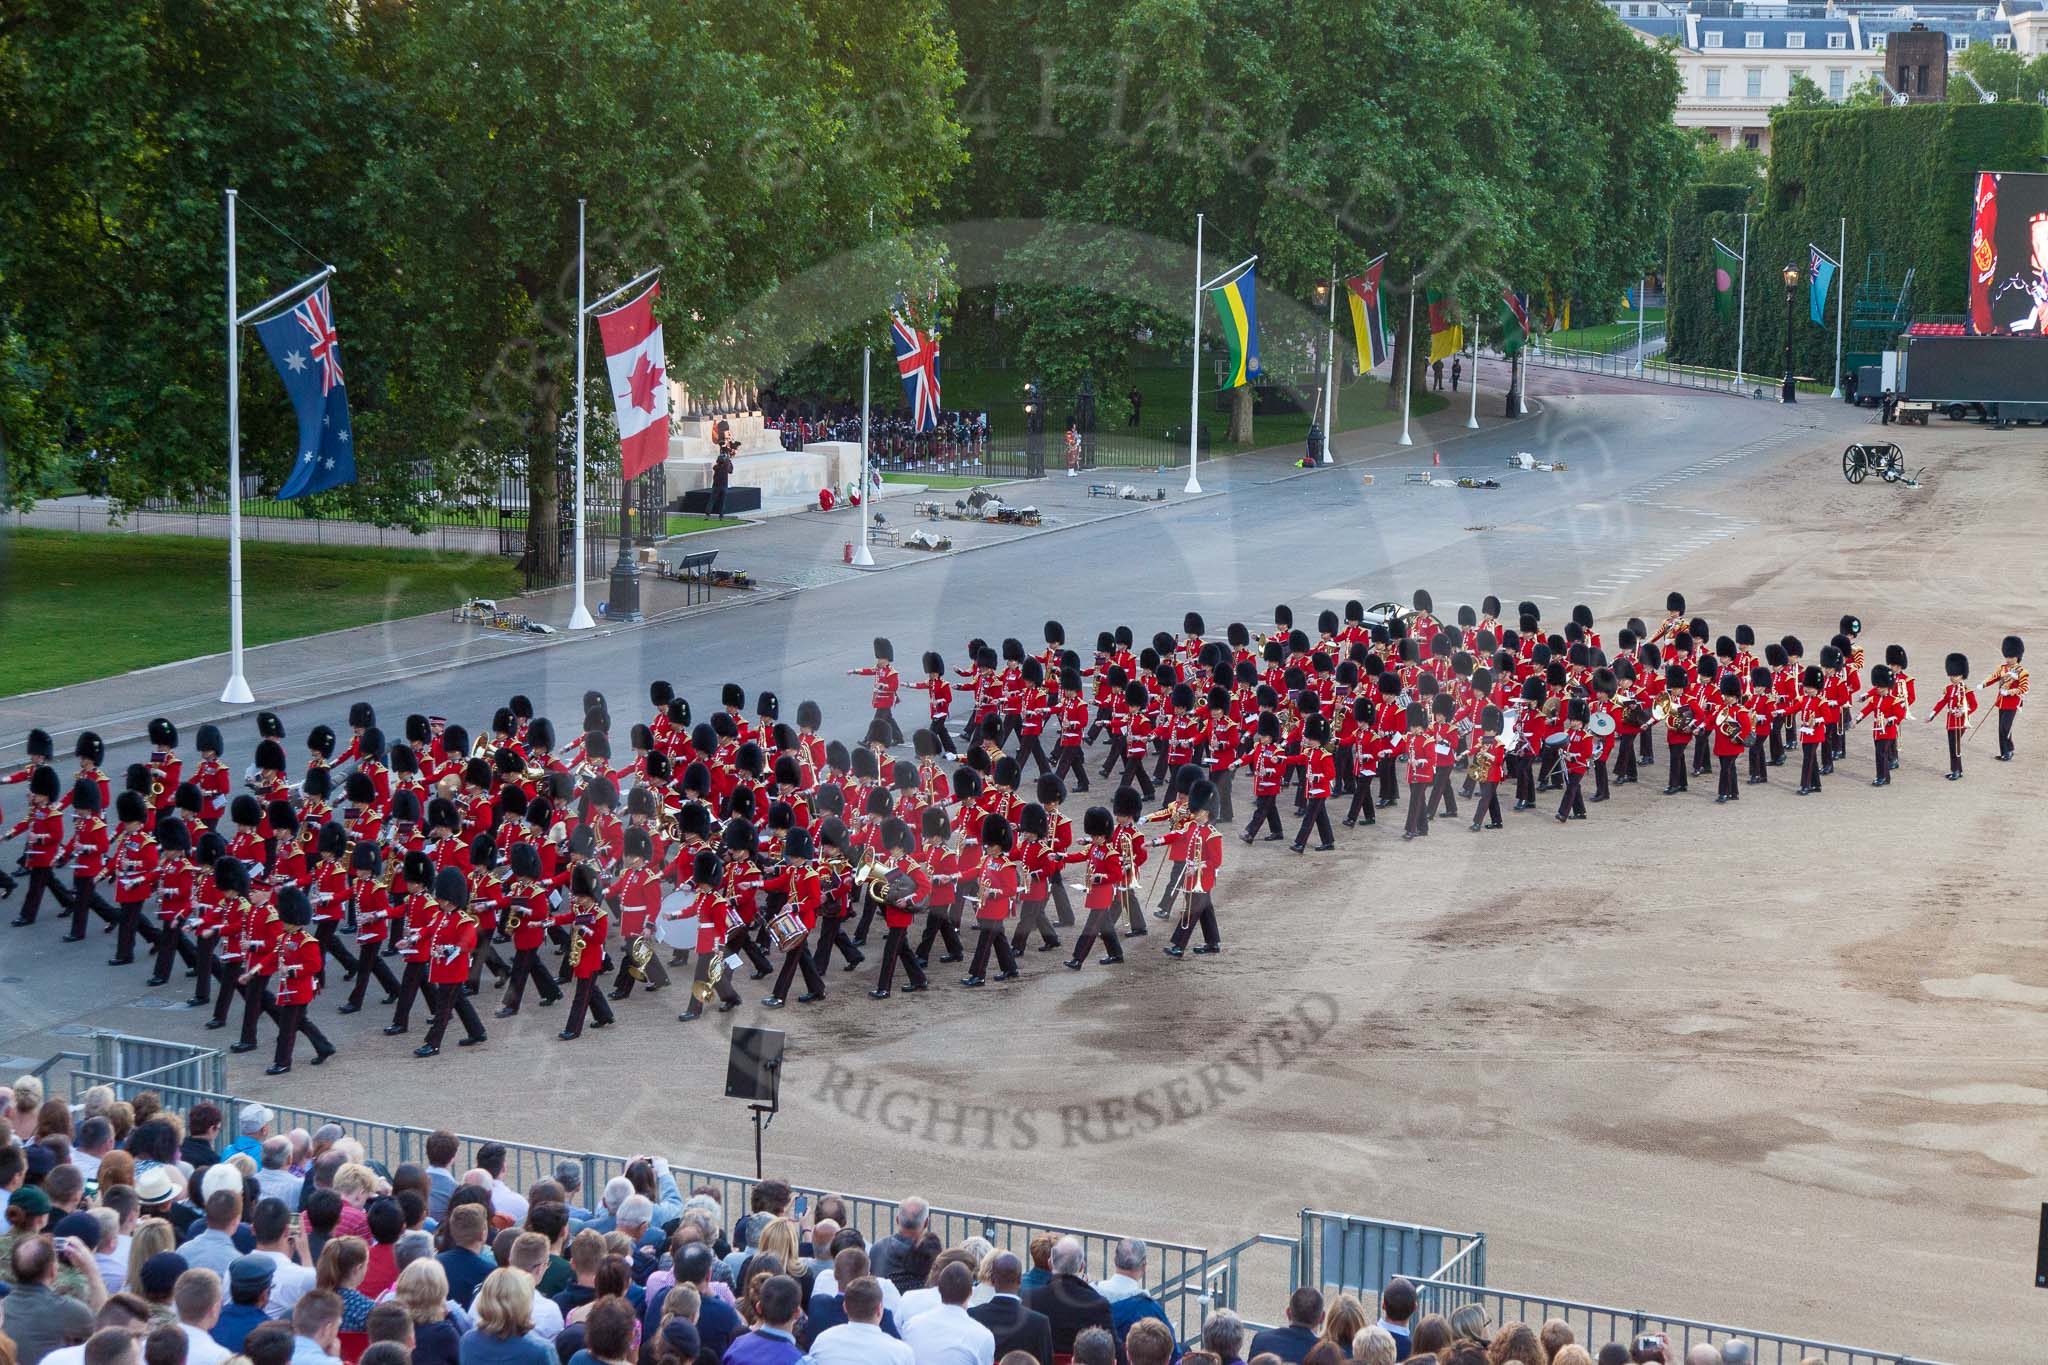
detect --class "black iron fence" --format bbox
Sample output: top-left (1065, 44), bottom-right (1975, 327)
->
top-left (860, 387), bottom-right (1212, 481)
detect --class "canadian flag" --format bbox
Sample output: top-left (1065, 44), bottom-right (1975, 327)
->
top-left (596, 281), bottom-right (670, 480)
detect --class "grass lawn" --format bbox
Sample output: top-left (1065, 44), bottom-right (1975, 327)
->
top-left (496, 511), bottom-right (741, 537)
top-left (0, 530), bottom-right (523, 696)
top-left (880, 472), bottom-right (991, 490)
top-left (1548, 306), bottom-right (1666, 355)
top-left (944, 365), bottom-right (1447, 458)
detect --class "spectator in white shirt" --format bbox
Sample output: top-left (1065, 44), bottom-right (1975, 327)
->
top-left (173, 1269), bottom-right (235, 1365)
top-left (254, 1142), bottom-right (302, 1213)
top-left (898, 1265), bottom-right (993, 1365)
top-left (73, 1119), bottom-right (117, 1182)
top-left (470, 1147), bottom-right (527, 1224)
top-left (807, 1277), bottom-right (915, 1365)
top-left (94, 1197), bottom-right (137, 1294)
top-left (895, 1245), bottom-right (995, 1323)
top-left (812, 1234), bottom-right (904, 1318)
top-left (247, 1199), bottom-right (317, 1320)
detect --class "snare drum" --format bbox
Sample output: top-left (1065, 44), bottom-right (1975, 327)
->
top-left (769, 907), bottom-right (809, 951)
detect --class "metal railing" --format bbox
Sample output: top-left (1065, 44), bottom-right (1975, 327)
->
top-left (1407, 1278), bottom-right (1950, 1365)
top-left (1298, 1208), bottom-right (1486, 1305)
top-left (64, 1071), bottom-right (1211, 1341)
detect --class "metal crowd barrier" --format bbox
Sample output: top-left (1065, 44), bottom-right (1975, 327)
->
top-left (1408, 1278), bottom-right (1949, 1365)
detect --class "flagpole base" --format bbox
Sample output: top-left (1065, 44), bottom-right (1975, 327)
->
top-left (1830, 385), bottom-right (1842, 399)
top-left (1397, 428), bottom-right (1414, 447)
top-left (1183, 472), bottom-right (1203, 494)
top-left (1464, 416), bottom-right (1480, 430)
top-left (567, 603), bottom-right (596, 631)
top-left (851, 543), bottom-right (876, 568)
top-left (221, 673), bottom-right (255, 706)
top-left (1320, 452), bottom-right (1333, 465)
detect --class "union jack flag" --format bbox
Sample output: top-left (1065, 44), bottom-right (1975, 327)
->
top-left (891, 313), bottom-right (941, 432)
top-left (295, 285), bottom-right (346, 396)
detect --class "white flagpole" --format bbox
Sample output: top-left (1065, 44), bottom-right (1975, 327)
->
top-left (1466, 312), bottom-right (1480, 429)
top-left (1186, 212), bottom-right (1204, 494)
top-left (1398, 284), bottom-right (1415, 445)
top-left (1735, 211), bottom-right (1749, 383)
top-left (1830, 216), bottom-right (1846, 398)
top-left (1635, 276), bottom-right (1647, 373)
top-left (568, 199), bottom-right (595, 630)
top-left (1322, 263), bottom-right (1336, 462)
top-left (221, 188), bottom-right (254, 706)
top-left (854, 205), bottom-right (875, 567)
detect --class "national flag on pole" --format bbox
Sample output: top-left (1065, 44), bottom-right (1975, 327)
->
top-left (595, 280), bottom-right (670, 481)
top-left (1426, 290), bottom-right (1463, 365)
top-left (890, 313), bottom-right (942, 431)
top-left (1712, 239), bottom-right (1743, 320)
top-left (1808, 243), bottom-right (1838, 326)
top-left (1344, 257), bottom-right (1391, 373)
top-left (254, 283), bottom-right (356, 500)
top-left (1499, 289), bottom-right (1530, 357)
top-left (1208, 266), bottom-right (1262, 388)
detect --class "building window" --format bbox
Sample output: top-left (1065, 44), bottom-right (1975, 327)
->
top-left (1745, 31), bottom-right (1763, 48)
top-left (1704, 30), bottom-right (1723, 47)
top-left (1744, 132), bottom-right (1760, 150)
top-left (1827, 33), bottom-right (1846, 49)
top-left (1871, 35), bottom-right (1885, 50)
top-left (1954, 35), bottom-right (1969, 50)
top-left (1705, 67), bottom-right (1723, 97)
top-left (1787, 32), bottom-right (1806, 49)
top-left (1789, 65), bottom-right (1805, 85)
top-left (1828, 67), bottom-right (1846, 99)
top-left (1995, 34), bottom-right (2011, 50)
top-left (1746, 67), bottom-right (1763, 98)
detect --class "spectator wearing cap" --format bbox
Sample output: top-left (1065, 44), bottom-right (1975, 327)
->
top-left (1248, 1288), bottom-right (1323, 1365)
top-left (213, 1257), bottom-right (275, 1352)
top-left (137, 1251), bottom-right (190, 1327)
top-left (7, 1188), bottom-right (104, 1304)
top-left (176, 1190), bottom-right (244, 1279)
top-left (226, 1109), bottom-right (274, 1166)
top-left (8, 1234), bottom-right (105, 1365)
top-left (653, 1317), bottom-right (700, 1365)
top-left (129, 1171), bottom-right (187, 1245)
top-left (52, 1213), bottom-right (112, 1294)
top-left (171, 1269), bottom-right (232, 1365)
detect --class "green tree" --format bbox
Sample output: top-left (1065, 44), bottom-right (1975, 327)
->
top-left (1843, 73), bottom-right (1892, 109)
top-left (1779, 72), bottom-right (1830, 112)
top-left (1689, 132), bottom-right (1767, 188)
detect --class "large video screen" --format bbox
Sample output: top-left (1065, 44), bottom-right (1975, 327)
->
top-left (1968, 170), bottom-right (2048, 336)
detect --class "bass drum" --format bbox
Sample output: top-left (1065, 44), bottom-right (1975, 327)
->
top-left (654, 887), bottom-right (699, 950)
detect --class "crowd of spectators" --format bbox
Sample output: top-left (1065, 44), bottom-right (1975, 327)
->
top-left (0, 1083), bottom-right (1809, 1365)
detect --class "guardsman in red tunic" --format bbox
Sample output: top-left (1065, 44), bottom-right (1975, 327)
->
top-left (1237, 713), bottom-right (1285, 843)
top-left (108, 790), bottom-right (162, 965)
top-left (1710, 675), bottom-right (1749, 803)
top-left (1400, 704), bottom-right (1436, 840)
top-left (1465, 707), bottom-right (1506, 831)
top-left (1984, 635), bottom-right (2028, 761)
top-left (463, 835), bottom-right (512, 993)
top-left (142, 717), bottom-right (182, 824)
top-left (1116, 682), bottom-right (1158, 802)
top-left (383, 851), bottom-right (440, 1035)
top-left (849, 637), bottom-right (905, 747)
top-left (606, 827), bottom-right (670, 1000)
top-left (679, 850), bottom-right (742, 1020)
top-left (1796, 665), bottom-right (1831, 795)
top-left (145, 816), bottom-right (201, 985)
top-left (1928, 651), bottom-right (1977, 780)
top-left (1858, 663), bottom-right (1907, 787)
top-left (1109, 785), bottom-right (1148, 939)
top-left (341, 842), bottom-right (404, 1012)
top-left (5, 765), bottom-right (66, 927)
top-left (910, 651), bottom-right (958, 755)
top-left (1008, 803), bottom-right (1059, 955)
top-left (1554, 700), bottom-right (1593, 822)
top-left (1015, 658), bottom-right (1054, 779)
top-left (418, 867), bottom-right (488, 1057)
top-left (1286, 716), bottom-right (1337, 854)
top-left (761, 825), bottom-right (828, 1007)
top-left (229, 881), bottom-right (283, 1053)
top-left (1165, 781), bottom-right (1223, 956)
top-left (961, 813), bottom-right (1021, 987)
top-left (912, 806), bottom-right (964, 966)
top-left (1060, 805), bottom-right (1124, 970)
top-left (1143, 767), bottom-right (1198, 919)
top-left (866, 817), bottom-right (931, 999)
top-left (305, 822), bottom-right (355, 985)
top-left (1743, 665), bottom-right (1774, 785)
top-left (60, 777), bottom-right (116, 939)
top-left (264, 889), bottom-right (333, 1074)
top-left (494, 842), bottom-right (563, 1015)
top-left (1884, 644), bottom-right (1915, 772)
top-left (192, 852), bottom-right (242, 1009)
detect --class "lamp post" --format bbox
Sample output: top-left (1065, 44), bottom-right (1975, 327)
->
top-left (1780, 263), bottom-right (1800, 404)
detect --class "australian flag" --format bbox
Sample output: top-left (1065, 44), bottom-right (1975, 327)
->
top-left (254, 283), bottom-right (356, 499)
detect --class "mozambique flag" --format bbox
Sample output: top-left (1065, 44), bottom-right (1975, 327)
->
top-left (1208, 267), bottom-right (1262, 388)
top-left (1712, 239), bottom-right (1742, 320)
top-left (1344, 256), bottom-right (1391, 372)
top-left (1426, 289), bottom-right (1463, 365)
top-left (1499, 289), bottom-right (1529, 357)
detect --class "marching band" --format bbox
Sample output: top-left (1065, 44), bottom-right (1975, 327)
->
top-left (0, 596), bottom-right (2026, 1071)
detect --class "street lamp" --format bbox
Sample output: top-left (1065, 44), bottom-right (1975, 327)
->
top-left (1780, 264), bottom-right (1800, 404)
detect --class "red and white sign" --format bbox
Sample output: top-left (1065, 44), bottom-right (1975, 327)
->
top-left (596, 281), bottom-right (670, 480)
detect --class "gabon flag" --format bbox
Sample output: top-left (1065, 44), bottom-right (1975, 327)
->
top-left (596, 281), bottom-right (671, 480)
top-left (1344, 257), bottom-right (1391, 373)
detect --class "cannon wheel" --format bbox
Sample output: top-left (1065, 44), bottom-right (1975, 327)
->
top-left (1842, 445), bottom-right (1868, 484)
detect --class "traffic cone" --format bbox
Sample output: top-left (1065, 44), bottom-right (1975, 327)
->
top-left (1432, 449), bottom-right (1441, 466)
